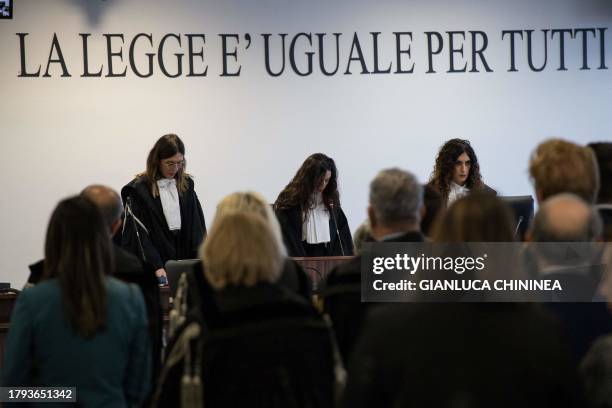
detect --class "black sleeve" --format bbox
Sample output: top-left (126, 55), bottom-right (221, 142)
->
top-left (335, 207), bottom-right (354, 256)
top-left (275, 207), bottom-right (307, 257)
top-left (191, 188), bottom-right (207, 253)
top-left (120, 193), bottom-right (165, 270)
top-left (195, 191), bottom-right (207, 237)
top-left (483, 183), bottom-right (497, 196)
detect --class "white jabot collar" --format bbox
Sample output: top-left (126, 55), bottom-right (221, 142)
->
top-left (447, 181), bottom-right (470, 206)
top-left (157, 178), bottom-right (176, 188)
top-left (302, 192), bottom-right (331, 244)
top-left (157, 178), bottom-right (181, 231)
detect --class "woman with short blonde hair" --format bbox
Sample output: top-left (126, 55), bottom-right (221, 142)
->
top-left (156, 192), bottom-right (336, 407)
top-left (200, 192), bottom-right (286, 289)
top-left (201, 211), bottom-right (281, 289)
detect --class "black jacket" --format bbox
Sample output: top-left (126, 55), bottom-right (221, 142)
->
top-left (342, 303), bottom-right (584, 408)
top-left (118, 176), bottom-right (206, 270)
top-left (322, 230), bottom-right (425, 363)
top-left (153, 262), bottom-right (337, 408)
top-left (275, 205), bottom-right (353, 257)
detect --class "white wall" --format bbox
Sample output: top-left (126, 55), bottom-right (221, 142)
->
top-left (1, 0), bottom-right (611, 288)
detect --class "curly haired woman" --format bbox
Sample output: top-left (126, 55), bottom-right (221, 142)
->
top-left (427, 139), bottom-right (495, 207)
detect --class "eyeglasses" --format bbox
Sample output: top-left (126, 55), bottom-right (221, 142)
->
top-left (162, 160), bottom-right (185, 168)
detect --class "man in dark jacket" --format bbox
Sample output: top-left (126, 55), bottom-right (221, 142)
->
top-left (342, 302), bottom-right (584, 408)
top-left (323, 168), bottom-right (425, 363)
top-left (528, 193), bottom-right (611, 360)
top-left (82, 185), bottom-right (163, 389)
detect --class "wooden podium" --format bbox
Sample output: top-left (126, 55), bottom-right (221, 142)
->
top-left (291, 256), bottom-right (354, 292)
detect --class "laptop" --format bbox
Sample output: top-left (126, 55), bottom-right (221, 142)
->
top-left (164, 259), bottom-right (200, 297)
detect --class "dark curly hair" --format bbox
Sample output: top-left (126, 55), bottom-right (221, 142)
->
top-left (274, 153), bottom-right (340, 214)
top-left (428, 139), bottom-right (484, 204)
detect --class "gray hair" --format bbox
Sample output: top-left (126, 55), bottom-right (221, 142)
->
top-left (369, 168), bottom-right (423, 226)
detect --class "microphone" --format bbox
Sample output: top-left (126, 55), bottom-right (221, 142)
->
top-left (125, 196), bottom-right (148, 262)
top-left (329, 202), bottom-right (345, 256)
top-left (514, 215), bottom-right (524, 239)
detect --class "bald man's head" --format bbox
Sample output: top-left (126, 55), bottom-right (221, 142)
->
top-left (531, 194), bottom-right (601, 242)
top-left (80, 185), bottom-right (123, 231)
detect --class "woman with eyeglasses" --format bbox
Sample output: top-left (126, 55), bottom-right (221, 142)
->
top-left (118, 134), bottom-right (206, 284)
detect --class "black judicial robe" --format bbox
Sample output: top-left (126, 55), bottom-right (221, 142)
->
top-left (118, 176), bottom-right (206, 270)
top-left (274, 205), bottom-right (354, 257)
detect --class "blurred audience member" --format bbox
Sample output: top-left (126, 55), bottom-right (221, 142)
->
top-left (342, 302), bottom-right (582, 408)
top-left (3, 196), bottom-right (151, 407)
top-left (432, 192), bottom-right (515, 242)
top-left (530, 194), bottom-right (601, 243)
top-left (27, 184), bottom-right (162, 388)
top-left (528, 193), bottom-right (610, 359)
top-left (529, 138), bottom-right (599, 204)
top-left (589, 142), bottom-right (612, 241)
top-left (323, 168), bottom-right (424, 363)
top-left (341, 191), bottom-right (584, 407)
top-left (580, 334), bottom-right (612, 408)
top-left (82, 184), bottom-right (162, 386)
top-left (154, 192), bottom-right (338, 407)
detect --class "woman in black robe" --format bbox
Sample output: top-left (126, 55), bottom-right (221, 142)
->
top-left (274, 153), bottom-right (353, 257)
top-left (118, 134), bottom-right (206, 283)
top-left (427, 138), bottom-right (496, 207)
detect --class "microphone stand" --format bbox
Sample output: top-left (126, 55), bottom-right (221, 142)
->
top-left (514, 216), bottom-right (524, 239)
top-left (124, 196), bottom-right (148, 262)
top-left (329, 202), bottom-right (345, 256)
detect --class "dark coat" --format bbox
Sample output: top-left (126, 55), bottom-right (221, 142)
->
top-left (112, 247), bottom-right (163, 389)
top-left (275, 205), bottom-right (353, 257)
top-left (342, 303), bottom-right (585, 408)
top-left (322, 231), bottom-right (424, 364)
top-left (153, 262), bottom-right (337, 408)
top-left (118, 176), bottom-right (206, 270)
